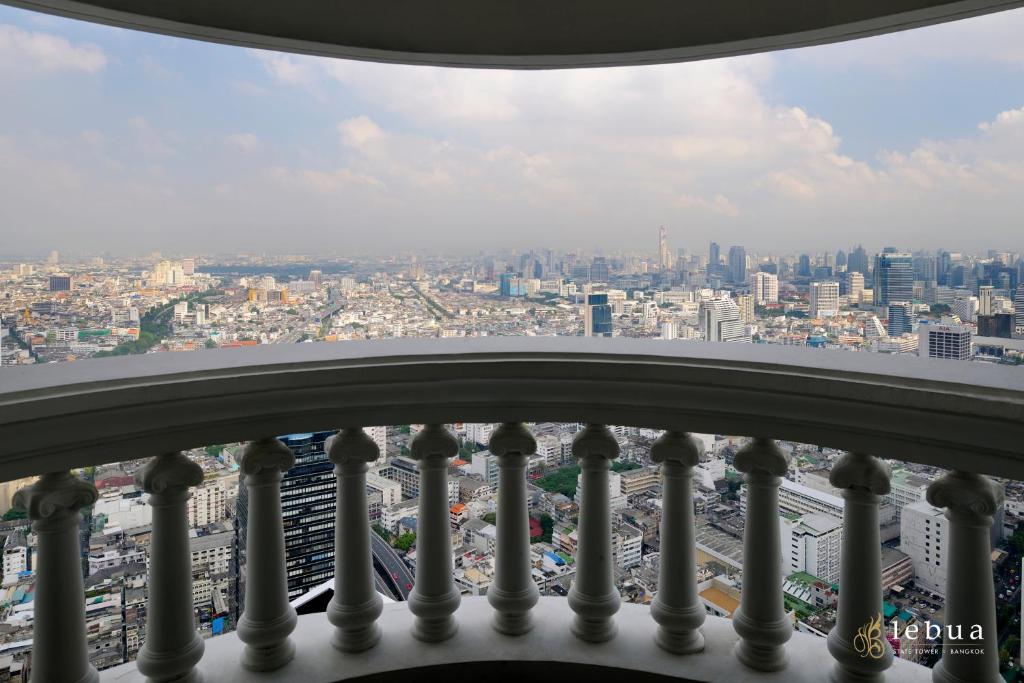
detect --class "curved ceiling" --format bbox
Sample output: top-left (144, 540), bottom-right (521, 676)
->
top-left (3, 0), bottom-right (1023, 68)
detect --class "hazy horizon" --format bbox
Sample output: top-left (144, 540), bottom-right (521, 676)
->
top-left (2, 5), bottom-right (1024, 254)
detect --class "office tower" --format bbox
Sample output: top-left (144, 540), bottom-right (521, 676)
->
top-left (842, 271), bottom-right (865, 301)
top-left (847, 245), bottom-right (869, 276)
top-left (797, 254), bottom-right (811, 277)
top-left (48, 274), bottom-right (72, 292)
top-left (590, 256), bottom-right (610, 283)
top-left (918, 323), bottom-right (972, 360)
top-left (708, 242), bottom-right (720, 272)
top-left (887, 301), bottom-right (914, 336)
top-left (659, 226), bottom-right (671, 271)
top-left (937, 250), bottom-right (952, 285)
top-left (1015, 284), bottom-right (1024, 337)
top-left (700, 298), bottom-right (748, 342)
top-left (584, 293), bottom-right (613, 337)
top-left (571, 263), bottom-right (591, 282)
top-left (736, 294), bottom-right (755, 324)
top-left (809, 281), bottom-right (839, 318)
top-left (727, 246), bottom-right (746, 284)
top-left (753, 272), bottom-right (779, 305)
top-left (977, 314), bottom-right (1013, 338)
top-left (237, 431), bottom-right (337, 599)
top-left (953, 296), bottom-right (978, 324)
top-left (835, 250), bottom-right (847, 268)
top-left (499, 272), bottom-right (525, 297)
top-left (913, 255), bottom-right (937, 283)
top-left (978, 285), bottom-right (994, 316)
top-left (309, 270), bottom-right (323, 288)
top-left (873, 252), bottom-right (914, 306)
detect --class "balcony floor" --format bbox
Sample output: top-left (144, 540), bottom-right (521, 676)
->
top-left (101, 596), bottom-right (931, 682)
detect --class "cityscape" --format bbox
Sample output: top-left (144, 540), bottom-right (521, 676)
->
top-left (0, 232), bottom-right (1022, 679)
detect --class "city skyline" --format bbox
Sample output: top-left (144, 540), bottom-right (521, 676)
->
top-left (2, 6), bottom-right (1024, 253)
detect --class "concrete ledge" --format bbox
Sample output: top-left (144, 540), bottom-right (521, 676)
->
top-left (2, 338), bottom-right (1022, 480)
top-left (101, 597), bottom-right (931, 682)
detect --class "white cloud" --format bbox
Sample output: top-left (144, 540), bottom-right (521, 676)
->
top-left (226, 133), bottom-right (260, 152)
top-left (338, 116), bottom-right (385, 148)
top-left (0, 23), bottom-right (106, 76)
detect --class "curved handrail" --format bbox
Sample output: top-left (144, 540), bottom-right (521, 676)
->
top-left (1, 338), bottom-right (1022, 480)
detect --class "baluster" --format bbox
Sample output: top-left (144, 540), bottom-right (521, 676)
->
top-left (827, 452), bottom-right (893, 682)
top-left (487, 422), bottom-right (540, 635)
top-left (408, 424), bottom-right (461, 642)
top-left (926, 470), bottom-right (1004, 683)
top-left (568, 423), bottom-right (620, 642)
top-left (327, 428), bottom-right (384, 651)
top-left (650, 431), bottom-right (705, 654)
top-left (135, 452), bottom-right (205, 683)
top-left (15, 472), bottom-right (98, 683)
top-left (732, 437), bottom-right (792, 672)
top-left (236, 438), bottom-right (297, 670)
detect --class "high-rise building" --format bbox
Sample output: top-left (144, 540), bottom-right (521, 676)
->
top-left (590, 256), bottom-right (610, 283)
top-left (700, 298), bottom-right (748, 343)
top-left (809, 281), bottom-right (839, 318)
top-left (727, 246), bottom-right (746, 284)
top-left (753, 272), bottom-right (779, 305)
top-left (797, 254), bottom-right (811, 277)
top-left (842, 272), bottom-right (865, 301)
top-left (499, 272), bottom-right (525, 297)
top-left (658, 226), bottom-right (671, 271)
top-left (47, 250), bottom-right (59, 265)
top-left (887, 301), bottom-right (914, 337)
top-left (708, 242), bottom-right (720, 273)
top-left (1014, 284), bottom-right (1024, 337)
top-left (238, 431), bottom-right (337, 599)
top-left (835, 250), bottom-right (847, 268)
top-left (48, 274), bottom-right (72, 292)
top-left (182, 258), bottom-right (196, 276)
top-left (584, 293), bottom-right (613, 337)
top-left (900, 501), bottom-right (948, 596)
top-left (847, 245), bottom-right (869, 276)
top-left (978, 285), bottom-right (994, 316)
top-left (736, 294), bottom-right (755, 324)
top-left (778, 513), bottom-right (843, 584)
top-left (309, 270), bottom-right (323, 288)
top-left (873, 252), bottom-right (914, 306)
top-left (918, 323), bottom-right (972, 360)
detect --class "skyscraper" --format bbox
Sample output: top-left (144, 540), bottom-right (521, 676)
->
top-left (1014, 284), bottom-right (1024, 337)
top-left (237, 431), bottom-right (337, 599)
top-left (700, 298), bottom-right (748, 343)
top-left (584, 293), bottom-right (612, 337)
top-left (658, 226), bottom-right (671, 271)
top-left (753, 272), bottom-right (779, 305)
top-left (709, 242), bottom-right (721, 272)
top-left (809, 281), bottom-right (840, 318)
top-left (727, 246), bottom-right (746, 284)
top-left (590, 256), bottom-right (610, 283)
top-left (873, 252), bottom-right (914, 307)
top-left (797, 254), bottom-right (812, 277)
top-left (978, 285), bottom-right (994, 316)
top-left (887, 301), bottom-right (914, 336)
top-left (847, 245), bottom-right (869, 276)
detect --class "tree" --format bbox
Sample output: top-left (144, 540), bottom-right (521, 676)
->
top-left (482, 512), bottom-right (497, 525)
top-left (371, 524), bottom-right (392, 542)
top-left (204, 339), bottom-right (217, 349)
top-left (393, 532), bottom-right (416, 552)
top-left (930, 303), bottom-right (952, 316)
top-left (539, 513), bottom-right (554, 544)
top-left (2, 507), bottom-right (26, 521)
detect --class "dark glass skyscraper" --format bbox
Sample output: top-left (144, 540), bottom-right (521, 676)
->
top-left (873, 252), bottom-right (914, 307)
top-left (584, 293), bottom-right (612, 337)
top-left (727, 246), bottom-right (746, 284)
top-left (847, 245), bottom-right (869, 275)
top-left (238, 431), bottom-right (337, 600)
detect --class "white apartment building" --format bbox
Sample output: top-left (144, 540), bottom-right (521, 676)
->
top-left (809, 281), bottom-right (840, 318)
top-left (576, 471), bottom-right (627, 510)
top-left (466, 423), bottom-right (496, 447)
top-left (742, 478), bottom-right (844, 519)
top-left (887, 470), bottom-right (931, 521)
top-left (844, 272), bottom-right (865, 302)
top-left (186, 479), bottom-right (228, 528)
top-left (366, 472), bottom-right (402, 508)
top-left (366, 425), bottom-right (388, 465)
top-left (471, 451), bottom-right (500, 488)
top-left (535, 434), bottom-right (562, 467)
top-left (613, 521), bottom-right (643, 570)
top-left (900, 500), bottom-right (948, 596)
top-left (700, 298), bottom-right (749, 343)
top-left (753, 272), bottom-right (779, 305)
top-left (779, 513), bottom-right (843, 584)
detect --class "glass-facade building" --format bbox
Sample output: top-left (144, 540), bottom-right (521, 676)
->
top-left (238, 431), bottom-right (338, 599)
top-left (585, 293), bottom-right (613, 337)
top-left (873, 252), bottom-right (914, 307)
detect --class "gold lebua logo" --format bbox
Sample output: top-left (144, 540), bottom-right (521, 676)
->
top-left (854, 613), bottom-right (886, 659)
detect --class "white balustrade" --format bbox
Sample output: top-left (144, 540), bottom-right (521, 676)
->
top-left (926, 470), bottom-right (1004, 683)
top-left (827, 452), bottom-right (893, 682)
top-left (568, 423), bottom-right (621, 642)
top-left (408, 424), bottom-right (461, 642)
top-left (236, 438), bottom-right (298, 670)
top-left (650, 431), bottom-right (705, 654)
top-left (135, 452), bottom-right (205, 683)
top-left (487, 422), bottom-right (540, 635)
top-left (15, 471), bottom-right (99, 683)
top-left (731, 437), bottom-right (792, 672)
top-left (327, 428), bottom-right (384, 651)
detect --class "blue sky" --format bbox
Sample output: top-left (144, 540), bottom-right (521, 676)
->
top-left (1, 5), bottom-right (1023, 256)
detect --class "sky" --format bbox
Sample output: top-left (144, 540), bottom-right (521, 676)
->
top-left (1, 5), bottom-right (1024, 257)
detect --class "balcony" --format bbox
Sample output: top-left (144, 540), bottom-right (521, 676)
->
top-left (2, 338), bottom-right (1021, 683)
